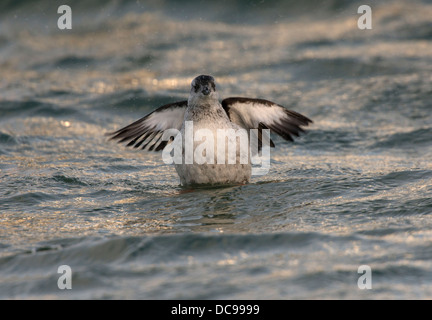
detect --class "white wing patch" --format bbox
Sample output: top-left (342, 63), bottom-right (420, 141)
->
top-left (107, 101), bottom-right (187, 151)
top-left (109, 97), bottom-right (312, 152)
top-left (222, 97), bottom-right (312, 144)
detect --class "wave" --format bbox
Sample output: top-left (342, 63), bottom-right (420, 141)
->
top-left (89, 89), bottom-right (182, 114)
top-left (0, 0), bottom-right (368, 17)
top-left (0, 232), bottom-right (354, 268)
top-left (1, 230), bottom-right (431, 299)
top-left (0, 131), bottom-right (17, 145)
top-left (31, 56), bottom-right (96, 71)
top-left (371, 127), bottom-right (432, 150)
top-left (0, 100), bottom-right (79, 119)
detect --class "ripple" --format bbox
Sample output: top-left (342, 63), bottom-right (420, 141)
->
top-left (0, 131), bottom-right (17, 145)
top-left (371, 128), bottom-right (432, 150)
top-left (0, 100), bottom-right (78, 119)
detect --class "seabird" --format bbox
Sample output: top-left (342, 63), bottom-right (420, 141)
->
top-left (107, 75), bottom-right (312, 185)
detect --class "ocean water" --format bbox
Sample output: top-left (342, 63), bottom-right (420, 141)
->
top-left (0, 0), bottom-right (432, 299)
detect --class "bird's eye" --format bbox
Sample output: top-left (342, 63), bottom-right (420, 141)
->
top-left (193, 84), bottom-right (200, 91)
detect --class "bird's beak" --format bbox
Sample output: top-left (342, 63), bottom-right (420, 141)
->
top-left (202, 86), bottom-right (211, 96)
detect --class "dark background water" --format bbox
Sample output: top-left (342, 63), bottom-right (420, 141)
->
top-left (0, 0), bottom-right (431, 299)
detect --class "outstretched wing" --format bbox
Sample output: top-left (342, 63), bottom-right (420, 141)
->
top-left (107, 100), bottom-right (187, 152)
top-left (222, 97), bottom-right (312, 147)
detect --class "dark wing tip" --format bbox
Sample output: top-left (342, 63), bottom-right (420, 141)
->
top-left (284, 109), bottom-right (313, 126)
top-left (258, 122), bottom-right (276, 148)
top-left (106, 100), bottom-right (187, 152)
top-left (222, 96), bottom-right (313, 144)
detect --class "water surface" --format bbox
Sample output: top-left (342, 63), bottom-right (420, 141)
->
top-left (0, 0), bottom-right (431, 299)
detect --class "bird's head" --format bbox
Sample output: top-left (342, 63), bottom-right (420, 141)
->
top-left (189, 75), bottom-right (218, 103)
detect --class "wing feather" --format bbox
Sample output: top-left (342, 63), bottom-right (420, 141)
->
top-left (222, 97), bottom-right (312, 147)
top-left (107, 100), bottom-right (187, 151)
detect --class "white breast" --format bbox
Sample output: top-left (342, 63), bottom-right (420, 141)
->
top-left (174, 102), bottom-right (252, 185)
